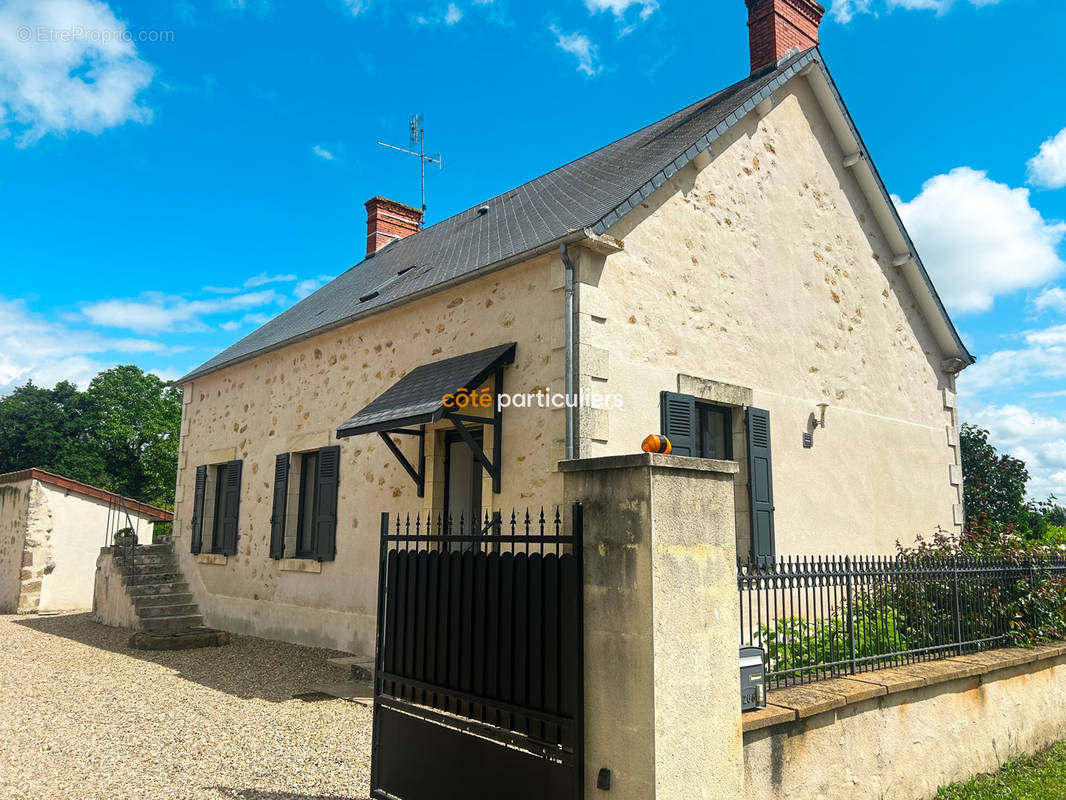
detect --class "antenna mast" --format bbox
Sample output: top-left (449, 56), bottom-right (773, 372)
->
top-left (377, 112), bottom-right (442, 228)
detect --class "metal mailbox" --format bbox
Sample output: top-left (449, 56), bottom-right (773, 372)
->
top-left (740, 646), bottom-right (766, 711)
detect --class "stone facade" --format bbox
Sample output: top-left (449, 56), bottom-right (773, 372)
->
top-left (577, 77), bottom-right (962, 557)
top-left (174, 64), bottom-right (966, 651)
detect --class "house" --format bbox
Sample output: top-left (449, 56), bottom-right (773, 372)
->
top-left (0, 468), bottom-right (173, 614)
top-left (171, 0), bottom-right (972, 655)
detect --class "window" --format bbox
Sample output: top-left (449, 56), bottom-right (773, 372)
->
top-left (295, 451), bottom-right (319, 558)
top-left (211, 463), bottom-right (229, 553)
top-left (269, 446), bottom-right (339, 562)
top-left (190, 459), bottom-right (243, 557)
top-left (696, 403), bottom-right (733, 460)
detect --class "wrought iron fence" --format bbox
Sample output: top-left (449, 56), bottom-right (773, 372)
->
top-left (738, 555), bottom-right (1066, 690)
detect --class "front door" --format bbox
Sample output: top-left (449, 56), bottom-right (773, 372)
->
top-left (444, 428), bottom-right (484, 536)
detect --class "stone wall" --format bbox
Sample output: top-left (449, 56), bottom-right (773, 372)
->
top-left (0, 479), bottom-right (30, 613)
top-left (562, 453), bottom-right (743, 800)
top-left (1, 478), bottom-right (158, 614)
top-left (744, 644), bottom-right (1066, 799)
top-left (574, 75), bottom-right (962, 556)
top-left (175, 254), bottom-right (566, 653)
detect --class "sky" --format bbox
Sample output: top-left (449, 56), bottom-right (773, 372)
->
top-left (1, 0), bottom-right (1065, 495)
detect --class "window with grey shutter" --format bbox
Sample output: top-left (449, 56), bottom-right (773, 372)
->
top-left (660, 391), bottom-right (696, 456)
top-left (218, 459), bottom-right (243, 556)
top-left (190, 464), bottom-right (207, 555)
top-left (311, 445), bottom-right (340, 561)
top-left (269, 453), bottom-right (289, 560)
top-left (746, 407), bottom-right (776, 564)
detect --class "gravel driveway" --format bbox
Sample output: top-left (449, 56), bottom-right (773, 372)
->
top-left (0, 613), bottom-right (372, 800)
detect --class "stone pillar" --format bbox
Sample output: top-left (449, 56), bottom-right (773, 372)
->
top-left (561, 453), bottom-right (743, 800)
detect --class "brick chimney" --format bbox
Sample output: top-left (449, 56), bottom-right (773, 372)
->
top-left (746, 0), bottom-right (825, 75)
top-left (365, 196), bottom-right (423, 257)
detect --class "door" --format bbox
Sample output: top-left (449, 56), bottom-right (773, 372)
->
top-left (444, 429), bottom-right (484, 537)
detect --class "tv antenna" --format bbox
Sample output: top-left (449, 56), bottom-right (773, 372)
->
top-left (377, 112), bottom-right (442, 228)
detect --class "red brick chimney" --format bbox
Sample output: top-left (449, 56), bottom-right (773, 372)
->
top-left (746, 0), bottom-right (825, 75)
top-left (365, 196), bottom-right (423, 257)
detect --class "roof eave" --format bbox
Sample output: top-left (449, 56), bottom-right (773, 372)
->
top-left (593, 47), bottom-right (974, 369)
top-left (176, 230), bottom-right (590, 386)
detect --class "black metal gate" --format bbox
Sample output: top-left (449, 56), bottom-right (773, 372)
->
top-left (371, 505), bottom-right (584, 800)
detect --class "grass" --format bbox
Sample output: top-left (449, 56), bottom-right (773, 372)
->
top-left (937, 741), bottom-right (1066, 799)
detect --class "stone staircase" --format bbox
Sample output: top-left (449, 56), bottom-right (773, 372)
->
top-left (112, 542), bottom-right (206, 634)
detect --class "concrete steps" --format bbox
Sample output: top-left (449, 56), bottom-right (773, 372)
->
top-left (326, 655), bottom-right (375, 681)
top-left (128, 581), bottom-right (190, 596)
top-left (137, 603), bottom-right (200, 619)
top-left (103, 542), bottom-right (216, 638)
top-left (141, 613), bottom-right (206, 634)
top-left (134, 592), bottom-right (194, 608)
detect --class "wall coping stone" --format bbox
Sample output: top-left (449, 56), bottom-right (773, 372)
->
top-left (742, 642), bottom-right (1066, 734)
top-left (558, 452), bottom-right (739, 475)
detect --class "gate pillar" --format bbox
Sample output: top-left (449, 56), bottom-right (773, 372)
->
top-left (561, 453), bottom-right (743, 800)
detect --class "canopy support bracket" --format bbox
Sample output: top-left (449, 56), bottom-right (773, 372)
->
top-left (377, 427), bottom-right (425, 498)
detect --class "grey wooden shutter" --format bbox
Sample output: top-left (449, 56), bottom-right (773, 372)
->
top-left (312, 445), bottom-right (340, 561)
top-left (660, 391), bottom-right (696, 457)
top-left (269, 453), bottom-right (289, 560)
top-left (219, 459), bottom-right (243, 556)
top-left (746, 407), bottom-right (776, 564)
top-left (190, 464), bottom-right (207, 555)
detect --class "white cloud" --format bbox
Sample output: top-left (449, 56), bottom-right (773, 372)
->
top-left (79, 289), bottom-right (284, 333)
top-left (967, 403), bottom-right (1066, 498)
top-left (0, 296), bottom-right (172, 393)
top-left (312, 144), bottom-right (335, 161)
top-left (1028, 127), bottom-right (1066, 190)
top-left (1034, 287), bottom-right (1066, 315)
top-left (831, 0), bottom-right (1002, 22)
top-left (293, 276), bottom-right (334, 300)
top-left (222, 0), bottom-right (270, 13)
top-left (0, 0), bottom-right (155, 145)
top-left (551, 26), bottom-right (600, 77)
top-left (830, 0), bottom-right (872, 22)
top-left (893, 167), bottom-right (1066, 313)
top-left (342, 0), bottom-right (366, 15)
top-left (243, 273), bottom-right (296, 288)
top-left (585, 0), bottom-right (658, 20)
top-left (444, 2), bottom-right (462, 24)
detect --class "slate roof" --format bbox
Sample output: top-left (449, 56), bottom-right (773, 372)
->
top-left (336, 342), bottom-right (516, 437)
top-left (180, 49), bottom-right (819, 383)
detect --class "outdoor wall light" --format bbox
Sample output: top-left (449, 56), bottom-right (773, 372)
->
top-left (813, 403), bottom-right (829, 429)
top-left (803, 403), bottom-right (829, 449)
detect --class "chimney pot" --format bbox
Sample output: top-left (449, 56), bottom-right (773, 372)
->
top-left (746, 0), bottom-right (825, 75)
top-left (365, 196), bottom-right (423, 257)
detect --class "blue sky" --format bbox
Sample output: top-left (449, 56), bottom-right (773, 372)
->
top-left (1, 0), bottom-right (1066, 495)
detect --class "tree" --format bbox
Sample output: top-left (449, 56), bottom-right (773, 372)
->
top-left (83, 366), bottom-right (183, 507)
top-left (959, 423), bottom-right (1030, 531)
top-left (0, 366), bottom-right (182, 508)
top-left (0, 380), bottom-right (104, 483)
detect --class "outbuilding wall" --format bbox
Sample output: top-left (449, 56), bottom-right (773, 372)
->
top-left (0, 478), bottom-right (31, 613)
top-left (35, 483), bottom-right (157, 612)
top-left (577, 76), bottom-right (961, 556)
top-left (175, 254), bottom-right (565, 654)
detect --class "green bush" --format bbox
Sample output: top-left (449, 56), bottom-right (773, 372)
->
top-left (760, 596), bottom-right (908, 678)
top-left (755, 525), bottom-right (1066, 682)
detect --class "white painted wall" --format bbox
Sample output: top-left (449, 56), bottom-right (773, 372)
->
top-left (36, 483), bottom-right (158, 612)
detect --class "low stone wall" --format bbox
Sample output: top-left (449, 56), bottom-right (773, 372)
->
top-left (92, 548), bottom-right (141, 630)
top-left (743, 643), bottom-right (1066, 800)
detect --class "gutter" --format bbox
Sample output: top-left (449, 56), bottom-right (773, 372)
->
top-left (560, 244), bottom-right (577, 460)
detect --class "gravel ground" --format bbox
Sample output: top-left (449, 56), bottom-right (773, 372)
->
top-left (0, 613), bottom-right (372, 800)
